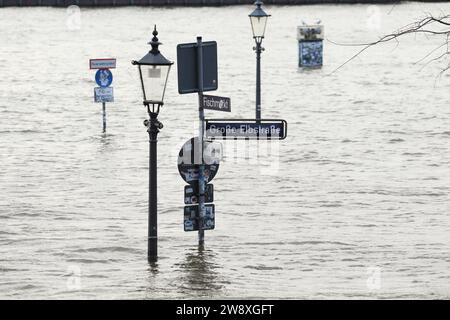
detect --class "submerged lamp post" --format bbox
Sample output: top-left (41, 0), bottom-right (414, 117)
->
top-left (132, 26), bottom-right (173, 263)
top-left (249, 0), bottom-right (270, 121)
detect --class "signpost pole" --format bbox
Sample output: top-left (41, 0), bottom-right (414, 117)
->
top-left (91, 62), bottom-right (115, 133)
top-left (102, 102), bottom-right (106, 133)
top-left (196, 36), bottom-right (206, 246)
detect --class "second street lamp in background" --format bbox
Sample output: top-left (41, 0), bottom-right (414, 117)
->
top-left (249, 0), bottom-right (270, 122)
top-left (132, 25), bottom-right (173, 263)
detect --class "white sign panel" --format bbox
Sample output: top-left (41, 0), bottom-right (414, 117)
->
top-left (90, 58), bottom-right (116, 69)
top-left (94, 87), bottom-right (114, 103)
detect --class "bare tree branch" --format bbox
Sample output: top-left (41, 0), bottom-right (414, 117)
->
top-left (328, 13), bottom-right (450, 75)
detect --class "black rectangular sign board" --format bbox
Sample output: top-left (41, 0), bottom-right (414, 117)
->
top-left (184, 204), bottom-right (215, 232)
top-left (202, 94), bottom-right (231, 112)
top-left (205, 119), bottom-right (287, 140)
top-left (177, 41), bottom-right (218, 94)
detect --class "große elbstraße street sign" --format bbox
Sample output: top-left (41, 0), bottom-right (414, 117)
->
top-left (205, 119), bottom-right (287, 140)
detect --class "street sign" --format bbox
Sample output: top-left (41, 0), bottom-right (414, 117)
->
top-left (177, 137), bottom-right (222, 166)
top-left (202, 94), bottom-right (231, 112)
top-left (95, 69), bottom-right (113, 87)
top-left (94, 87), bottom-right (114, 103)
top-left (205, 119), bottom-right (287, 140)
top-left (185, 184), bottom-right (214, 205)
top-left (184, 204), bottom-right (215, 232)
top-left (177, 41), bottom-right (218, 94)
top-left (177, 137), bottom-right (222, 184)
top-left (90, 58), bottom-right (116, 70)
top-left (90, 58), bottom-right (116, 133)
top-left (297, 25), bottom-right (324, 68)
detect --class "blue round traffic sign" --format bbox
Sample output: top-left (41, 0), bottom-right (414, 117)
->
top-left (95, 69), bottom-right (113, 87)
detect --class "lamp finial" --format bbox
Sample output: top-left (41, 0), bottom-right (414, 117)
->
top-left (149, 25), bottom-right (161, 54)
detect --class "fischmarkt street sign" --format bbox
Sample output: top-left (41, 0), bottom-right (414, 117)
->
top-left (202, 94), bottom-right (231, 112)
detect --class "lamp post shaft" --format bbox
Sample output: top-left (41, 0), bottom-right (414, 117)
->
top-left (256, 41), bottom-right (262, 121)
top-left (148, 111), bottom-right (159, 262)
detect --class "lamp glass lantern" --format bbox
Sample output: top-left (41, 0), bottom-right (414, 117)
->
top-left (133, 27), bottom-right (174, 107)
top-left (249, 1), bottom-right (271, 41)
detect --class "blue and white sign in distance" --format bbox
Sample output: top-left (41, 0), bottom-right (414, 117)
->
top-left (95, 69), bottom-right (113, 88)
top-left (94, 87), bottom-right (114, 103)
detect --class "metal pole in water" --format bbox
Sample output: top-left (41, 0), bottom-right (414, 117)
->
top-left (147, 110), bottom-right (160, 262)
top-left (102, 102), bottom-right (106, 133)
top-left (196, 36), bottom-right (206, 246)
top-left (255, 41), bottom-right (262, 164)
top-left (256, 41), bottom-right (261, 122)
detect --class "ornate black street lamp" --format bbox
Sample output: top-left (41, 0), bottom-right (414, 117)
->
top-left (132, 26), bottom-right (173, 263)
top-left (249, 0), bottom-right (270, 121)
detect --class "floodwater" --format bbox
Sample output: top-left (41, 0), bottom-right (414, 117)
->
top-left (0, 2), bottom-right (449, 299)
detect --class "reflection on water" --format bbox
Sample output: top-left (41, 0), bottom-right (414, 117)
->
top-left (144, 247), bottom-right (224, 299)
top-left (98, 133), bottom-right (116, 148)
top-left (174, 247), bottom-right (224, 297)
top-left (148, 261), bottom-right (159, 275)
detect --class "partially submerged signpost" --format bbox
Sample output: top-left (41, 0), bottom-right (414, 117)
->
top-left (178, 137), bottom-right (221, 232)
top-left (90, 58), bottom-right (116, 133)
top-left (297, 23), bottom-right (324, 68)
top-left (176, 34), bottom-right (287, 250)
top-left (177, 37), bottom-right (228, 245)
